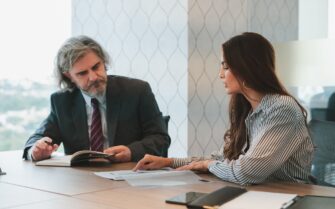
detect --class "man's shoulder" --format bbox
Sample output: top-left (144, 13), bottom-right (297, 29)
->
top-left (108, 75), bottom-right (148, 85)
top-left (50, 88), bottom-right (81, 100)
top-left (107, 75), bottom-right (150, 90)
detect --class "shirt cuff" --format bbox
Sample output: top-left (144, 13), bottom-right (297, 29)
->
top-left (171, 157), bottom-right (192, 168)
top-left (27, 147), bottom-right (34, 161)
top-left (208, 160), bottom-right (220, 171)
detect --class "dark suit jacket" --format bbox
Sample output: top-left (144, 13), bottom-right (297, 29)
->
top-left (23, 75), bottom-right (170, 161)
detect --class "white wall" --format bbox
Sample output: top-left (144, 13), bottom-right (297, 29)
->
top-left (274, 39), bottom-right (335, 87)
top-left (329, 0), bottom-right (335, 38)
top-left (299, 0), bottom-right (328, 40)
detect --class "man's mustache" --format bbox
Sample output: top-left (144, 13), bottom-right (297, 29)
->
top-left (88, 79), bottom-right (106, 89)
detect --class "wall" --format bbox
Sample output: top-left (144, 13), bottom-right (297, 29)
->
top-left (299, 0), bottom-right (328, 40)
top-left (72, 0), bottom-right (299, 157)
top-left (274, 39), bottom-right (335, 87)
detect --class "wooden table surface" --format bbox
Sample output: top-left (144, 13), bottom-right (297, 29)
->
top-left (1, 150), bottom-right (335, 209)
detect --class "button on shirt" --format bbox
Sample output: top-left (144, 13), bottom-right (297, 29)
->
top-left (172, 94), bottom-right (314, 185)
top-left (81, 91), bottom-right (109, 149)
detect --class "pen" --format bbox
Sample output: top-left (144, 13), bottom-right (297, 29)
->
top-left (280, 199), bottom-right (296, 209)
top-left (0, 167), bottom-right (6, 175)
top-left (44, 141), bottom-right (53, 146)
top-left (203, 205), bottom-right (219, 209)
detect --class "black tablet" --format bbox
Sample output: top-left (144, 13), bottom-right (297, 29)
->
top-left (165, 192), bottom-right (207, 205)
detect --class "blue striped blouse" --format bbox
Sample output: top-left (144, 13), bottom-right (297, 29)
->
top-left (172, 94), bottom-right (314, 185)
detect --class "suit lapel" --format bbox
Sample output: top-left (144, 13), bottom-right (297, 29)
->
top-left (72, 90), bottom-right (90, 148)
top-left (106, 76), bottom-right (121, 146)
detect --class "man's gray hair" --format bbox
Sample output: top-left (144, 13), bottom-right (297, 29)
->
top-left (55, 35), bottom-right (110, 90)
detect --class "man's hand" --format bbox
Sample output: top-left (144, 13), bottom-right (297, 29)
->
top-left (176, 160), bottom-right (212, 172)
top-left (133, 154), bottom-right (173, 171)
top-left (31, 137), bottom-right (59, 161)
top-left (104, 145), bottom-right (131, 162)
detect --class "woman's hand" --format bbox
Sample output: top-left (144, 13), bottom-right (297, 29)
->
top-left (176, 160), bottom-right (212, 172)
top-left (133, 154), bottom-right (173, 171)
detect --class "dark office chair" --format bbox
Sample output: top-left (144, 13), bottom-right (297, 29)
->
top-left (326, 92), bottom-right (335, 121)
top-left (310, 108), bottom-right (327, 121)
top-left (160, 115), bottom-right (170, 157)
top-left (308, 119), bottom-right (335, 187)
top-left (163, 115), bottom-right (170, 132)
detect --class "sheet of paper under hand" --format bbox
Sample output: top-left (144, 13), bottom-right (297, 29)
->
top-left (94, 169), bottom-right (206, 187)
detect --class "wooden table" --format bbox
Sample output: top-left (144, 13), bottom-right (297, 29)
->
top-left (1, 150), bottom-right (335, 209)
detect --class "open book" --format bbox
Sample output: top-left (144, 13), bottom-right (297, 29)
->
top-left (35, 150), bottom-right (114, 167)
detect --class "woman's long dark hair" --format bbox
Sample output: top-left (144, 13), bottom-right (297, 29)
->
top-left (222, 32), bottom-right (307, 160)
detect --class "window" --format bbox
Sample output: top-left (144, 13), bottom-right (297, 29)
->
top-left (0, 0), bottom-right (71, 151)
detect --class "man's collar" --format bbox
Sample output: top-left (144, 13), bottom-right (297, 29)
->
top-left (81, 90), bottom-right (106, 107)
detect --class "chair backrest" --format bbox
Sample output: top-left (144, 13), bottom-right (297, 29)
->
top-left (308, 119), bottom-right (335, 187)
top-left (326, 92), bottom-right (335, 121)
top-left (310, 108), bottom-right (327, 121)
top-left (163, 115), bottom-right (170, 131)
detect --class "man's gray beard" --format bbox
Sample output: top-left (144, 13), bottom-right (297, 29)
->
top-left (81, 79), bottom-right (107, 98)
top-left (82, 86), bottom-right (106, 98)
top-left (83, 90), bottom-right (103, 98)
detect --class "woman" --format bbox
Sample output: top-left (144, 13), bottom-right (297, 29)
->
top-left (133, 32), bottom-right (314, 185)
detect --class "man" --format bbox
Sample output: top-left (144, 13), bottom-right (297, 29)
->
top-left (23, 35), bottom-right (170, 162)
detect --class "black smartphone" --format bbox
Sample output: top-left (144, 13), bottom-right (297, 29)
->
top-left (165, 192), bottom-right (207, 205)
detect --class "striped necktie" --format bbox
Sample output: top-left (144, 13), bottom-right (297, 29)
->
top-left (90, 98), bottom-right (103, 152)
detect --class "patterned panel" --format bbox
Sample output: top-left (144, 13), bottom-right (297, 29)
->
top-left (248, 0), bottom-right (299, 42)
top-left (72, 0), bottom-right (188, 157)
top-left (72, 0), bottom-right (299, 158)
top-left (188, 0), bottom-right (247, 156)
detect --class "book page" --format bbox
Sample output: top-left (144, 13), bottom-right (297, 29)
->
top-left (219, 191), bottom-right (297, 209)
top-left (35, 150), bottom-right (113, 167)
top-left (70, 150), bottom-right (113, 163)
top-left (35, 155), bottom-right (72, 167)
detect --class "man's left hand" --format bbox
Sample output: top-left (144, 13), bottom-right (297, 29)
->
top-left (104, 145), bottom-right (131, 162)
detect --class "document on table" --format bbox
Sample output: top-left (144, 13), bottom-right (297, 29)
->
top-left (94, 169), bottom-right (205, 187)
top-left (94, 169), bottom-right (173, 180)
top-left (219, 191), bottom-right (297, 209)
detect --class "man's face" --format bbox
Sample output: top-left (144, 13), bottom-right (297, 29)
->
top-left (64, 50), bottom-right (107, 97)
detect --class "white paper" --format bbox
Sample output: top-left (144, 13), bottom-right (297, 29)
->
top-left (94, 169), bottom-right (204, 187)
top-left (94, 169), bottom-right (173, 181)
top-left (219, 191), bottom-right (297, 209)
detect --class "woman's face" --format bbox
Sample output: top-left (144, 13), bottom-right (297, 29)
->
top-left (219, 60), bottom-right (241, 94)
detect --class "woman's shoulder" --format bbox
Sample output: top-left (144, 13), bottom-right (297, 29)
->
top-left (263, 94), bottom-right (303, 117)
